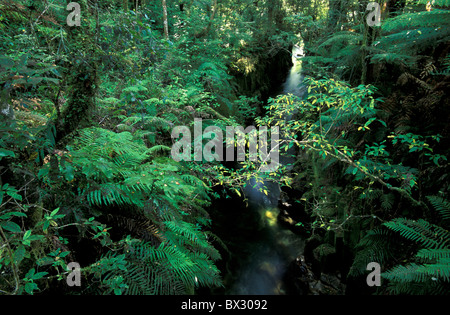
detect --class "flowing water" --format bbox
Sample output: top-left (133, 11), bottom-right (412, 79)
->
top-left (283, 44), bottom-right (306, 97)
top-left (221, 44), bottom-right (307, 295)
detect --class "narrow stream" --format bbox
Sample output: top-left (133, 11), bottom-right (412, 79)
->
top-left (227, 180), bottom-right (304, 295)
top-left (215, 44), bottom-right (307, 295)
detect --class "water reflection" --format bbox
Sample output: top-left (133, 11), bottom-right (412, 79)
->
top-left (227, 178), bottom-right (304, 295)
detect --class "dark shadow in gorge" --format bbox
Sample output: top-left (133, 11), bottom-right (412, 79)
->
top-left (206, 180), bottom-right (305, 295)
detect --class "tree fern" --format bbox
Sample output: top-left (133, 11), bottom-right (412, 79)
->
top-left (380, 197), bottom-right (450, 294)
top-left (103, 240), bottom-right (222, 295)
top-left (375, 9), bottom-right (450, 61)
top-left (369, 53), bottom-right (416, 68)
top-left (383, 218), bottom-right (449, 249)
top-left (65, 126), bottom-right (223, 294)
top-left (381, 9), bottom-right (450, 34)
top-left (383, 260), bottom-right (450, 283)
top-left (318, 31), bottom-right (363, 49)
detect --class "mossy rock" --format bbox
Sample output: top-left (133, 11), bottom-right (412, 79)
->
top-left (15, 111), bottom-right (48, 127)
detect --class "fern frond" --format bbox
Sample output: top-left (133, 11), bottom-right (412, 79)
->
top-left (383, 218), bottom-right (450, 249)
top-left (348, 227), bottom-right (395, 277)
top-left (426, 196), bottom-right (450, 222)
top-left (381, 10), bottom-right (450, 33)
top-left (121, 115), bottom-right (174, 131)
top-left (417, 249), bottom-right (450, 262)
top-left (381, 193), bottom-right (395, 211)
top-left (370, 53), bottom-right (416, 68)
top-left (382, 263), bottom-right (426, 282)
top-left (377, 23), bottom-right (450, 57)
top-left (385, 279), bottom-right (449, 295)
top-left (383, 260), bottom-right (450, 283)
top-left (318, 31), bottom-right (362, 48)
top-left (146, 145), bottom-right (171, 156)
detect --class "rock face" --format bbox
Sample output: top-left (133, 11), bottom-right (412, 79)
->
top-left (284, 255), bottom-right (346, 295)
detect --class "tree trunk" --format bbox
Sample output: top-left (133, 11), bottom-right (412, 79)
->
top-left (266, 0), bottom-right (283, 29)
top-left (327, 0), bottom-right (343, 30)
top-left (193, 0), bottom-right (217, 38)
top-left (360, 0), bottom-right (380, 84)
top-left (162, 0), bottom-right (169, 39)
top-left (55, 0), bottom-right (98, 145)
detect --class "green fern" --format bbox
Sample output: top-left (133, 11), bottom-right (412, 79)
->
top-left (383, 218), bottom-right (450, 249)
top-left (369, 53), bottom-right (416, 68)
top-left (350, 197), bottom-right (450, 293)
top-left (146, 145), bottom-right (172, 156)
top-left (381, 193), bottom-right (395, 211)
top-left (417, 0), bottom-right (450, 6)
top-left (381, 9), bottom-right (450, 33)
top-left (417, 248), bottom-right (450, 261)
top-left (103, 240), bottom-right (222, 295)
top-left (66, 126), bottom-right (222, 294)
top-left (380, 197), bottom-right (450, 294)
top-left (70, 127), bottom-right (205, 209)
top-left (383, 260), bottom-right (450, 283)
top-left (426, 195), bottom-right (450, 223)
top-left (348, 227), bottom-right (396, 277)
top-left (318, 31), bottom-right (363, 49)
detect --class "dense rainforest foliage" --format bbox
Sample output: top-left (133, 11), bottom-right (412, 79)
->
top-left (0, 0), bottom-right (449, 295)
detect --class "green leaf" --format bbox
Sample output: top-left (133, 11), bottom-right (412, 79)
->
top-left (378, 119), bottom-right (387, 127)
top-left (24, 282), bottom-right (38, 294)
top-left (28, 234), bottom-right (44, 242)
top-left (6, 190), bottom-right (22, 201)
top-left (0, 57), bottom-right (14, 69)
top-left (59, 251), bottom-right (70, 258)
top-left (28, 77), bottom-right (43, 85)
top-left (0, 211), bottom-right (27, 220)
top-left (23, 230), bottom-right (32, 240)
top-left (25, 268), bottom-right (35, 279)
top-left (50, 208), bottom-right (60, 217)
top-left (0, 149), bottom-right (15, 158)
top-left (62, 164), bottom-right (74, 181)
top-left (42, 220), bottom-right (50, 231)
top-left (32, 271), bottom-right (48, 280)
top-left (1, 221), bottom-right (22, 233)
top-left (38, 168), bottom-right (49, 179)
top-left (14, 245), bottom-right (26, 264)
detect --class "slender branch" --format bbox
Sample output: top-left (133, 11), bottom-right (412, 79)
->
top-left (296, 139), bottom-right (429, 211)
